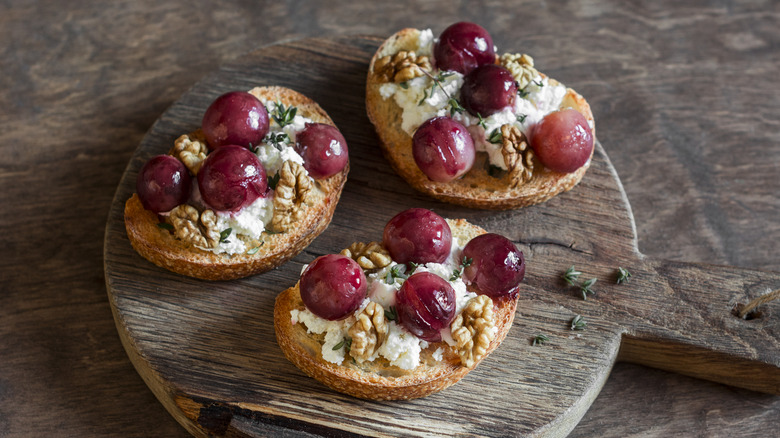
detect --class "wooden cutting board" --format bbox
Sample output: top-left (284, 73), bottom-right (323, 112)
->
top-left (103, 36), bottom-right (780, 437)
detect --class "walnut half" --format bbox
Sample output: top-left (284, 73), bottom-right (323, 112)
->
top-left (499, 53), bottom-right (539, 90)
top-left (272, 160), bottom-right (314, 233)
top-left (450, 295), bottom-right (497, 368)
top-left (341, 241), bottom-right (392, 270)
top-left (500, 124), bottom-right (534, 186)
top-left (168, 204), bottom-right (220, 249)
top-left (348, 302), bottom-right (388, 361)
top-left (170, 130), bottom-right (209, 175)
top-left (374, 50), bottom-right (432, 83)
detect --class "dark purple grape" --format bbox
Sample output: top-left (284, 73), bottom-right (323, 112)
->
top-left (412, 117), bottom-right (475, 182)
top-left (433, 22), bottom-right (495, 75)
top-left (529, 108), bottom-right (594, 173)
top-left (202, 91), bottom-right (269, 150)
top-left (300, 254), bottom-right (367, 321)
top-left (396, 272), bottom-right (456, 342)
top-left (136, 155), bottom-right (191, 213)
top-left (197, 145), bottom-right (267, 212)
top-left (294, 123), bottom-right (349, 179)
top-left (462, 233), bottom-right (525, 299)
top-left (460, 64), bottom-right (518, 117)
top-left (383, 208), bottom-right (452, 265)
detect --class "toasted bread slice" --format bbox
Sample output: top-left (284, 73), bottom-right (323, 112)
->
top-left (274, 219), bottom-right (519, 400)
top-left (124, 86), bottom-right (348, 280)
top-left (366, 28), bottom-right (595, 209)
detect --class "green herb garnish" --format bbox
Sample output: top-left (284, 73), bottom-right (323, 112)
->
top-left (563, 265), bottom-right (582, 286)
top-left (517, 114), bottom-right (528, 123)
top-left (406, 262), bottom-right (419, 275)
top-left (265, 132), bottom-right (289, 150)
top-left (246, 243), bottom-right (263, 255)
top-left (477, 113), bottom-right (487, 130)
top-left (487, 128), bottom-right (503, 144)
top-left (399, 81), bottom-right (409, 89)
top-left (616, 267), bottom-right (632, 284)
top-left (570, 315), bottom-right (587, 331)
top-left (219, 228), bottom-right (233, 244)
top-left (449, 256), bottom-right (473, 281)
top-left (385, 306), bottom-right (398, 322)
top-left (385, 264), bottom-right (408, 284)
top-left (448, 98), bottom-right (465, 116)
top-left (532, 334), bottom-right (549, 346)
top-left (267, 171), bottom-right (281, 190)
top-left (332, 337), bottom-right (352, 352)
top-left (272, 102), bottom-right (297, 127)
top-left (580, 278), bottom-right (597, 300)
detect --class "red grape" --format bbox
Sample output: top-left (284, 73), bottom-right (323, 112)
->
top-left (412, 117), bottom-right (475, 182)
top-left (201, 91), bottom-right (269, 150)
top-left (294, 123), bottom-right (349, 179)
top-left (197, 145), bottom-right (267, 212)
top-left (395, 272), bottom-right (456, 342)
top-left (460, 64), bottom-right (518, 117)
top-left (529, 108), bottom-right (594, 173)
top-left (462, 233), bottom-right (525, 299)
top-left (300, 254), bottom-right (367, 321)
top-left (433, 22), bottom-right (495, 75)
top-left (383, 208), bottom-right (452, 265)
top-left (136, 155), bottom-right (191, 213)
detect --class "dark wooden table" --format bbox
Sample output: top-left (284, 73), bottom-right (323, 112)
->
top-left (2, 1), bottom-right (778, 436)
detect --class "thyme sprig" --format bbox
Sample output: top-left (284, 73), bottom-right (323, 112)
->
top-left (570, 315), bottom-right (587, 331)
top-left (385, 264), bottom-right (409, 284)
top-left (616, 267), bottom-right (632, 284)
top-left (332, 337), bottom-right (352, 352)
top-left (532, 334), bottom-right (549, 346)
top-left (418, 69), bottom-right (465, 116)
top-left (267, 171), bottom-right (281, 190)
top-left (580, 278), bottom-right (597, 300)
top-left (563, 265), bottom-right (582, 286)
top-left (385, 305), bottom-right (398, 322)
top-left (487, 128), bottom-right (503, 144)
top-left (449, 256), bottom-right (473, 281)
top-left (265, 131), bottom-right (289, 150)
top-left (272, 102), bottom-right (297, 127)
top-left (406, 262), bottom-right (420, 275)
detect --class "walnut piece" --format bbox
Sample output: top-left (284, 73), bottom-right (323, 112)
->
top-left (272, 160), bottom-right (313, 232)
top-left (170, 130), bottom-right (209, 175)
top-left (450, 295), bottom-right (496, 368)
top-left (341, 241), bottom-right (392, 270)
top-left (500, 124), bottom-right (534, 186)
top-left (374, 50), bottom-right (432, 83)
top-left (169, 204), bottom-right (220, 248)
top-left (348, 302), bottom-right (388, 361)
top-left (499, 53), bottom-right (539, 90)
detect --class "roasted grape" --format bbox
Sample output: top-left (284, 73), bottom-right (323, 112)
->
top-left (201, 91), bottom-right (269, 150)
top-left (383, 208), bottom-right (452, 265)
top-left (294, 123), bottom-right (349, 179)
top-left (460, 64), bottom-right (518, 117)
top-left (197, 145), bottom-right (267, 212)
top-left (300, 254), bottom-right (367, 321)
top-left (136, 155), bottom-right (191, 213)
top-left (462, 233), bottom-right (525, 299)
top-left (412, 117), bottom-right (475, 182)
top-left (433, 22), bottom-right (495, 75)
top-left (395, 272), bottom-right (456, 342)
top-left (529, 108), bottom-right (594, 173)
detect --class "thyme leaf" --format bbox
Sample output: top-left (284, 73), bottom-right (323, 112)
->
top-left (271, 102), bottom-right (297, 127)
top-left (580, 278), bottom-right (597, 300)
top-left (267, 171), bottom-right (281, 191)
top-left (385, 264), bottom-right (408, 284)
top-left (570, 315), bottom-right (587, 331)
top-left (219, 228), bottom-right (232, 244)
top-left (332, 337), bottom-right (352, 352)
top-left (488, 128), bottom-right (503, 144)
top-left (449, 256), bottom-right (473, 281)
top-left (385, 305), bottom-right (398, 322)
top-left (448, 98), bottom-right (465, 116)
top-left (265, 132), bottom-right (289, 150)
top-left (563, 265), bottom-right (582, 286)
top-left (616, 267), bottom-right (632, 284)
top-left (532, 334), bottom-right (549, 346)
top-left (517, 113), bottom-right (528, 123)
top-left (477, 113), bottom-right (487, 130)
top-left (246, 242), bottom-right (264, 255)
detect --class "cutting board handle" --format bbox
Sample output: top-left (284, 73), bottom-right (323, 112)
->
top-left (616, 257), bottom-right (780, 394)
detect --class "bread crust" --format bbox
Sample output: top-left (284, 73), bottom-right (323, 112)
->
top-left (124, 86), bottom-right (348, 280)
top-left (366, 28), bottom-right (595, 209)
top-left (274, 219), bottom-right (519, 400)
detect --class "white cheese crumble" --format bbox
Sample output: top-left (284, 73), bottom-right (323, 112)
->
top-left (378, 29), bottom-right (568, 170)
top-left (292, 236), bottom-right (479, 370)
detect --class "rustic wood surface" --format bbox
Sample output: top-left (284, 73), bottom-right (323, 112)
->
top-left (2, 1), bottom-right (779, 436)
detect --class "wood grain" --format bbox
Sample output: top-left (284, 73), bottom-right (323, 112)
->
top-left (104, 36), bottom-right (780, 437)
top-left (4, 1), bottom-right (780, 437)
